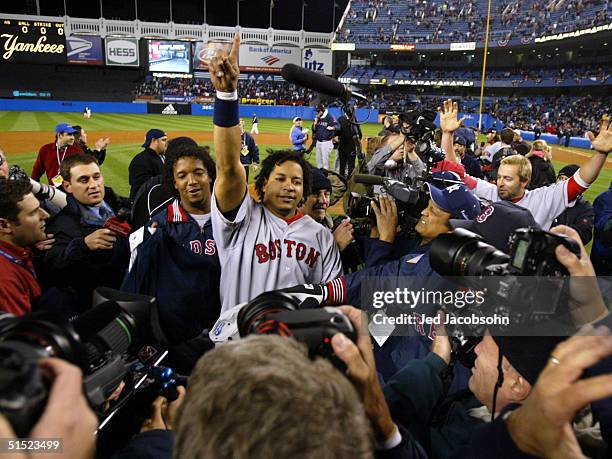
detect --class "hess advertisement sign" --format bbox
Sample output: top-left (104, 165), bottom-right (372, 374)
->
top-left (105, 37), bottom-right (139, 67)
top-left (0, 19), bottom-right (65, 64)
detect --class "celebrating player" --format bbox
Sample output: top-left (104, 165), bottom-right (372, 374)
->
top-left (209, 33), bottom-right (342, 312)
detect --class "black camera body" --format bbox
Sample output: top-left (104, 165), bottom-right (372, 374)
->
top-left (237, 292), bottom-right (355, 366)
top-left (0, 289), bottom-right (166, 437)
top-left (507, 227), bottom-right (580, 276)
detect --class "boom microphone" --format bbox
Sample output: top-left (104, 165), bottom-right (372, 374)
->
top-left (281, 64), bottom-right (368, 102)
top-left (353, 174), bottom-right (385, 186)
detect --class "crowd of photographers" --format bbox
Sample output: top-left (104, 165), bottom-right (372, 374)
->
top-left (0, 33), bottom-right (611, 458)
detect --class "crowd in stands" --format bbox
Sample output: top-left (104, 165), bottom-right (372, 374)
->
top-left (338, 0), bottom-right (611, 44)
top-left (491, 94), bottom-right (612, 134)
top-left (0, 36), bottom-right (611, 459)
top-left (134, 77), bottom-right (316, 104)
top-left (342, 64), bottom-right (612, 85)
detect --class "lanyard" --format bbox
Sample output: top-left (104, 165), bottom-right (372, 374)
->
top-left (56, 144), bottom-right (67, 175)
top-left (0, 248), bottom-right (37, 279)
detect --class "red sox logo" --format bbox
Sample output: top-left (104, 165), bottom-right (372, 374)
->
top-left (189, 239), bottom-right (216, 255)
top-left (476, 206), bottom-right (494, 223)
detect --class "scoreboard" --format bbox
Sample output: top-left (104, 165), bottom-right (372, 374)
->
top-left (0, 19), bottom-right (65, 64)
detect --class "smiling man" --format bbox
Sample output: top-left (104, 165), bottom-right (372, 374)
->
top-left (208, 33), bottom-right (342, 312)
top-left (38, 154), bottom-right (130, 310)
top-left (0, 179), bottom-right (49, 315)
top-left (122, 145), bottom-right (221, 347)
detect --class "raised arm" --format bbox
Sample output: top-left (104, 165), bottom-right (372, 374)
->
top-left (579, 116), bottom-right (612, 185)
top-left (438, 99), bottom-right (465, 164)
top-left (210, 33), bottom-right (246, 213)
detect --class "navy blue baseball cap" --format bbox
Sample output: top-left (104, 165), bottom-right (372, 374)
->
top-left (426, 183), bottom-right (480, 220)
top-left (142, 129), bottom-right (167, 148)
top-left (310, 167), bottom-right (332, 192)
top-left (431, 171), bottom-right (462, 189)
top-left (453, 135), bottom-right (467, 146)
top-left (55, 123), bottom-right (77, 135)
top-left (450, 201), bottom-right (538, 251)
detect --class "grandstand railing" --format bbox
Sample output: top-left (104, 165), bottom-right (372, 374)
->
top-left (0, 13), bottom-right (333, 48)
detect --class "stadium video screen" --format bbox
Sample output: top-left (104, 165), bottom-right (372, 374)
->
top-left (147, 40), bottom-right (191, 73)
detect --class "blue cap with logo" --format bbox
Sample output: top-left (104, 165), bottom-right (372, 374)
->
top-left (425, 183), bottom-right (481, 220)
top-left (450, 201), bottom-right (538, 251)
top-left (142, 129), bottom-right (167, 148)
top-left (55, 123), bottom-right (77, 135)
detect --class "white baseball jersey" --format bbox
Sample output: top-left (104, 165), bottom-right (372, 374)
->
top-left (211, 188), bottom-right (343, 312)
top-left (473, 171), bottom-right (588, 230)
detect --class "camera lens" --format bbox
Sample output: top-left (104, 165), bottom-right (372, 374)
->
top-left (431, 229), bottom-right (510, 276)
top-left (237, 292), bottom-right (300, 337)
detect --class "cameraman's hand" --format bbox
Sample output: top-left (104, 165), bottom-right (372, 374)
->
top-left (438, 99), bottom-right (465, 134)
top-left (84, 229), bottom-right (117, 251)
top-left (331, 306), bottom-right (397, 443)
top-left (371, 196), bottom-right (398, 244)
top-left (431, 311), bottom-right (452, 365)
top-left (140, 386), bottom-right (186, 432)
top-left (333, 219), bottom-right (354, 251)
top-left (210, 33), bottom-right (240, 92)
top-left (506, 327), bottom-right (612, 459)
top-left (30, 358), bottom-right (98, 459)
top-left (550, 225), bottom-right (608, 325)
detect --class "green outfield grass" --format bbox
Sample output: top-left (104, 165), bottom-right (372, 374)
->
top-left (0, 110), bottom-right (609, 204)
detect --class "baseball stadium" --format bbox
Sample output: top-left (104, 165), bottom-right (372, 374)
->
top-left (0, 0), bottom-right (611, 458)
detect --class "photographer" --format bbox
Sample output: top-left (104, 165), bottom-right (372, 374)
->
top-left (0, 358), bottom-right (98, 459)
top-left (382, 222), bottom-right (610, 458)
top-left (37, 154), bottom-right (130, 311)
top-left (367, 133), bottom-right (425, 183)
top-left (173, 308), bottom-right (426, 459)
top-left (452, 323), bottom-right (612, 459)
top-left (439, 99), bottom-right (612, 230)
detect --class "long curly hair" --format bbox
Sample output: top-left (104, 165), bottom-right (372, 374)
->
top-left (254, 150), bottom-right (312, 202)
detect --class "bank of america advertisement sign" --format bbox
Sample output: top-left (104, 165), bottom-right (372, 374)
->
top-left (67, 35), bottom-right (103, 65)
top-left (239, 44), bottom-right (300, 73)
top-left (105, 37), bottom-right (139, 67)
top-left (302, 48), bottom-right (332, 75)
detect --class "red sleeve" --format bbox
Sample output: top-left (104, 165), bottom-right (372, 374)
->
top-left (566, 175), bottom-right (588, 203)
top-left (434, 160), bottom-right (478, 189)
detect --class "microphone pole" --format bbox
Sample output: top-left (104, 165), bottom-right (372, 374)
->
top-left (340, 98), bottom-right (367, 172)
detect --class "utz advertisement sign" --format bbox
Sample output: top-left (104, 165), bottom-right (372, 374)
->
top-left (239, 44), bottom-right (300, 73)
top-left (302, 48), bottom-right (332, 75)
top-left (67, 35), bottom-right (103, 65)
top-left (105, 37), bottom-right (139, 67)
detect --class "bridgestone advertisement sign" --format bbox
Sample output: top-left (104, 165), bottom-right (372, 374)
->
top-left (105, 37), bottom-right (139, 67)
top-left (147, 103), bottom-right (191, 115)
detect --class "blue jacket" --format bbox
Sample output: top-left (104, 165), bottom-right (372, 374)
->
top-left (121, 200), bottom-right (221, 343)
top-left (591, 185), bottom-right (612, 276)
top-left (344, 242), bottom-right (471, 390)
top-left (291, 126), bottom-right (308, 151)
top-left (240, 132), bottom-right (260, 165)
top-left (313, 111), bottom-right (340, 142)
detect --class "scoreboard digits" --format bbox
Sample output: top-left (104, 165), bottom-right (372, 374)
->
top-left (0, 18), bottom-right (66, 63)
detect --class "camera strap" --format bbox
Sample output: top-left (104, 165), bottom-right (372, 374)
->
top-left (490, 349), bottom-right (505, 422)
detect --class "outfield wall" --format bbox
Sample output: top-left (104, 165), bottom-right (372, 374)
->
top-left (0, 99), bottom-right (380, 123)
